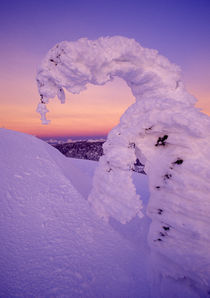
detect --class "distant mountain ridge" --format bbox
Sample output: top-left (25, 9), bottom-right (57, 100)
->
top-left (53, 141), bottom-right (145, 174)
top-left (54, 141), bottom-right (104, 161)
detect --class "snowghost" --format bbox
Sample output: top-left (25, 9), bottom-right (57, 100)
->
top-left (36, 36), bottom-right (210, 294)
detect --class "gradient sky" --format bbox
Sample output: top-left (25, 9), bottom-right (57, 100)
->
top-left (0, 0), bottom-right (209, 138)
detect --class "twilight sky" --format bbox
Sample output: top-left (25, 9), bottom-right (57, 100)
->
top-left (0, 0), bottom-right (210, 138)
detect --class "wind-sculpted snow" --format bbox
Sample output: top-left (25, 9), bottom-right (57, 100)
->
top-left (36, 36), bottom-right (210, 295)
top-left (0, 128), bottom-right (151, 297)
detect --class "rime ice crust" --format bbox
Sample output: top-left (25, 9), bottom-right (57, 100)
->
top-left (36, 36), bottom-right (210, 291)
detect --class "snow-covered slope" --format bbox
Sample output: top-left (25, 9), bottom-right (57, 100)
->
top-left (0, 128), bottom-right (151, 297)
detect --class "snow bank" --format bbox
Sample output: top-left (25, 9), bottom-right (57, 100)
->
top-left (36, 36), bottom-right (210, 295)
top-left (0, 128), bottom-right (151, 297)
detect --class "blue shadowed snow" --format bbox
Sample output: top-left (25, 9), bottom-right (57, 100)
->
top-left (0, 129), bottom-right (150, 297)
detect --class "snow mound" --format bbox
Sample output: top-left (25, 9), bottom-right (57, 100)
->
top-left (0, 129), bottom-right (150, 297)
top-left (36, 36), bottom-right (210, 295)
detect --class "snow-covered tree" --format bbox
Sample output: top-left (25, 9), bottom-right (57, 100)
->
top-left (36, 36), bottom-right (210, 293)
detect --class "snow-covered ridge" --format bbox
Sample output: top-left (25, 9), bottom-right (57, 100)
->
top-left (0, 128), bottom-right (151, 297)
top-left (54, 140), bottom-right (105, 161)
top-left (36, 36), bottom-right (210, 294)
top-left (45, 137), bottom-right (106, 145)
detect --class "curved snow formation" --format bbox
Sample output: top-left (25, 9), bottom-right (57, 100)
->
top-left (36, 36), bottom-right (210, 290)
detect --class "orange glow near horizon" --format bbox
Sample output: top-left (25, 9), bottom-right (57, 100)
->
top-left (1, 73), bottom-right (209, 137)
top-left (183, 58), bottom-right (210, 115)
top-left (1, 77), bottom-right (136, 137)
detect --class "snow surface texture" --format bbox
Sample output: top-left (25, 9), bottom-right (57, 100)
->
top-left (36, 36), bottom-right (210, 294)
top-left (0, 128), bottom-right (151, 297)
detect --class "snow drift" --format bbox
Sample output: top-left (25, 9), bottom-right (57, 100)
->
top-left (0, 128), bottom-right (151, 297)
top-left (36, 36), bottom-right (210, 295)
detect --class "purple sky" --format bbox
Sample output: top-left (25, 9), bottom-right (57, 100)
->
top-left (1, 0), bottom-right (210, 137)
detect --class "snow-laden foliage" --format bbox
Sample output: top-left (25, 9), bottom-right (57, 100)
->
top-left (36, 36), bottom-right (210, 293)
